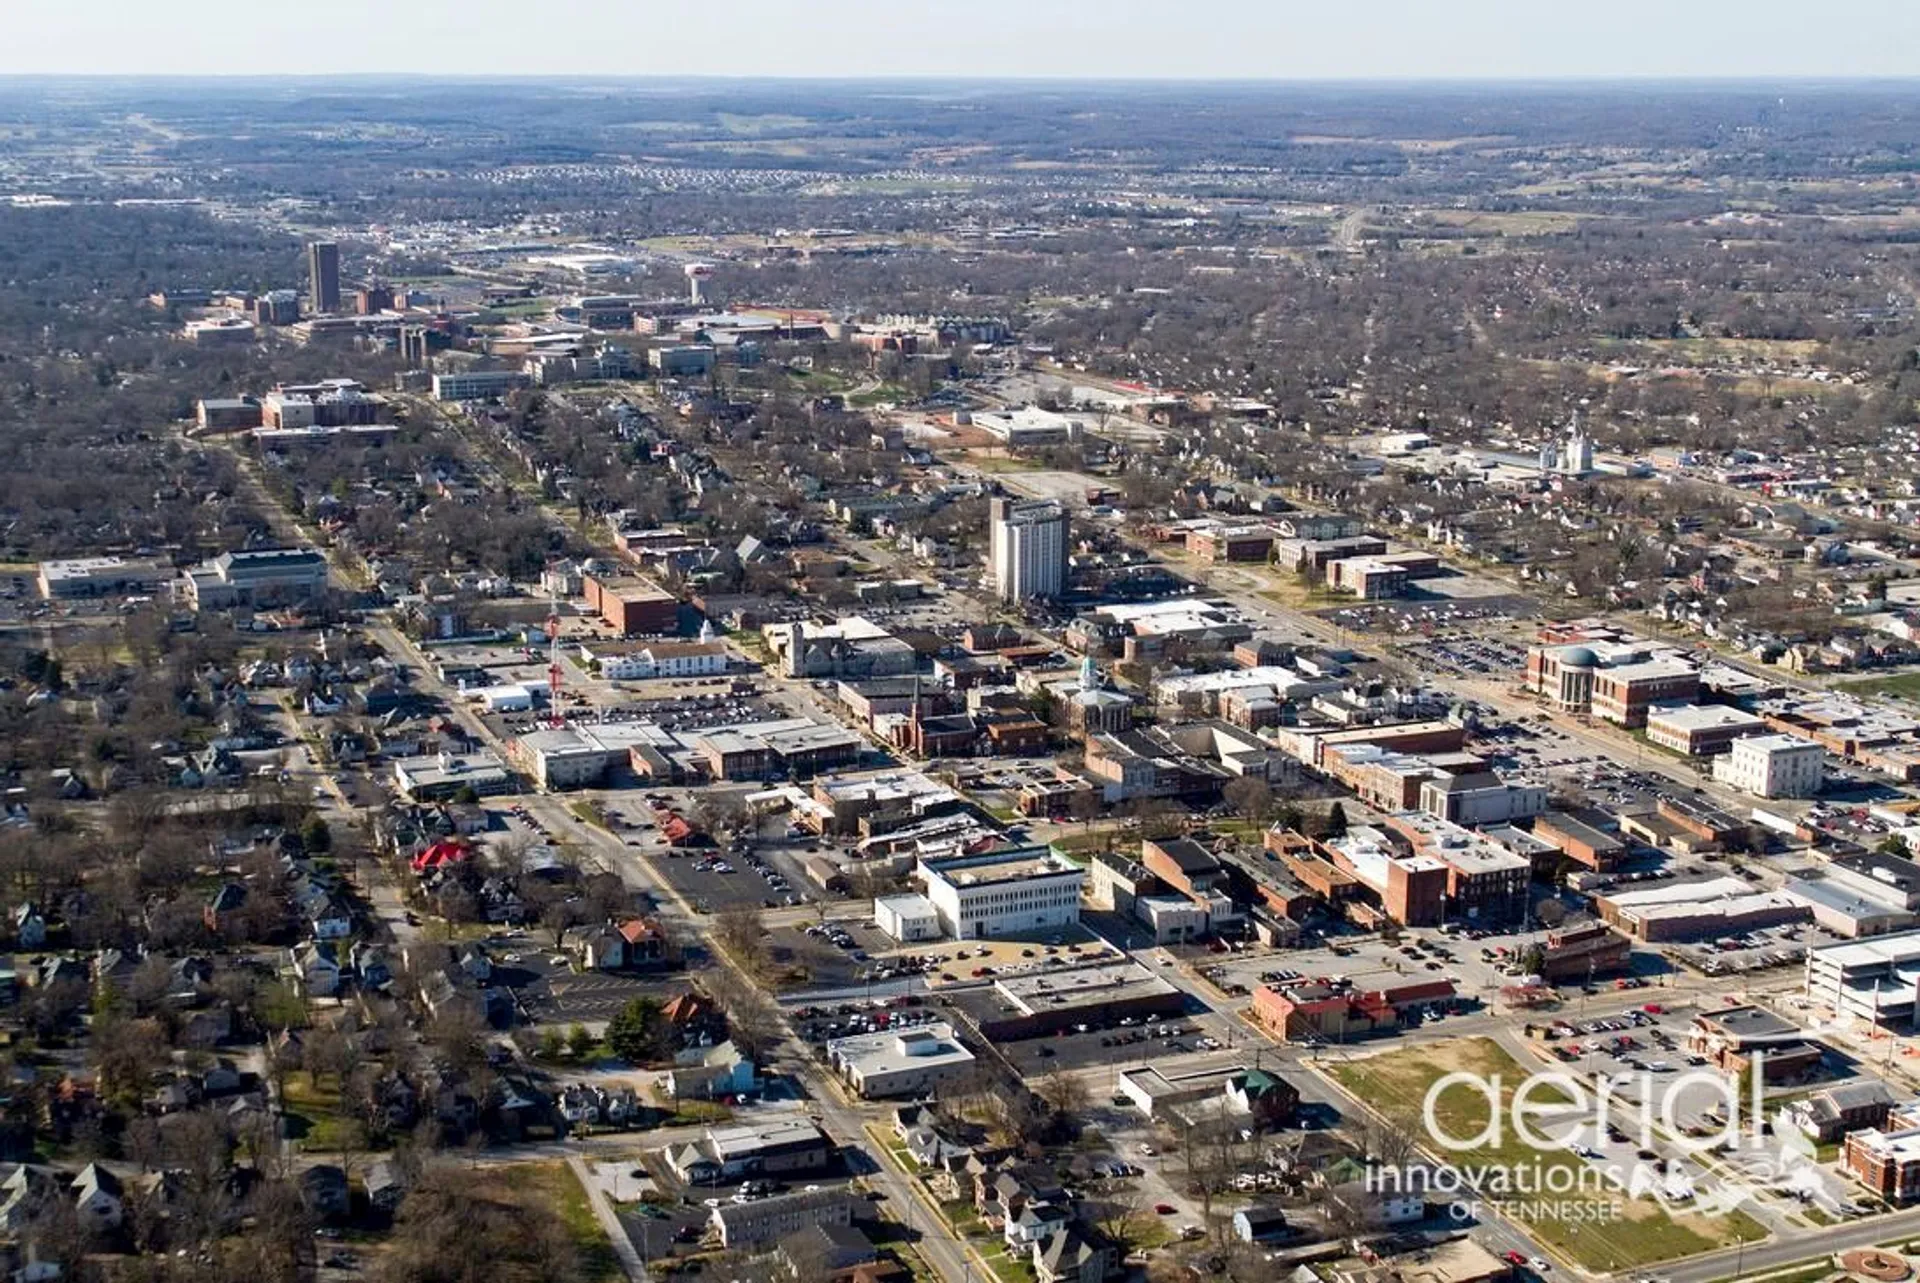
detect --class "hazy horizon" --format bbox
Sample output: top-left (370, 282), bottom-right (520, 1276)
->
top-left (9, 0), bottom-right (1920, 81)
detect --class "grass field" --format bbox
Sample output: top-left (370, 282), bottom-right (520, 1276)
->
top-left (281, 1077), bottom-right (388, 1153)
top-left (1837, 671), bottom-right (1920, 702)
top-left (525, 1162), bottom-right (623, 1282)
top-left (1326, 1038), bottom-right (1762, 1272)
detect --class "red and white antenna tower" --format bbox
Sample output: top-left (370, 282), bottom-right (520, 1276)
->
top-left (545, 580), bottom-right (565, 730)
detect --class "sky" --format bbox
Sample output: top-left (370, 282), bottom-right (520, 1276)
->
top-left (7, 0), bottom-right (1920, 80)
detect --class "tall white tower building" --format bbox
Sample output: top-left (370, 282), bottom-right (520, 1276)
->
top-left (989, 498), bottom-right (1069, 602)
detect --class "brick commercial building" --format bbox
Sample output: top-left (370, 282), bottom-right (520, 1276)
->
top-left (1646, 703), bottom-right (1767, 756)
top-left (1250, 978), bottom-right (1455, 1044)
top-left (1385, 813), bottom-right (1531, 925)
top-left (1536, 922), bottom-right (1632, 982)
top-left (584, 573), bottom-right (679, 636)
top-left (1525, 627), bottom-right (1700, 727)
top-left (1846, 1123), bottom-right (1920, 1203)
top-left (1686, 1005), bottom-right (1824, 1084)
top-left (1187, 525), bottom-right (1277, 563)
top-left (1323, 826), bottom-right (1448, 928)
top-left (1532, 811), bottom-right (1628, 872)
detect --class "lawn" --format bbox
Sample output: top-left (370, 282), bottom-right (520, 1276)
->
top-left (1712, 1263), bottom-right (1841, 1283)
top-left (524, 1162), bottom-right (623, 1283)
top-left (1837, 671), bottom-right (1920, 703)
top-left (975, 1244), bottom-right (1033, 1283)
top-left (967, 453), bottom-right (1045, 473)
top-left (1326, 1038), bottom-right (1763, 1273)
top-left (848, 383), bottom-right (911, 408)
top-left (280, 1077), bottom-right (369, 1153)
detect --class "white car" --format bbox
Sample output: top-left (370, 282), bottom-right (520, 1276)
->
top-left (1530, 1258), bottom-right (1551, 1273)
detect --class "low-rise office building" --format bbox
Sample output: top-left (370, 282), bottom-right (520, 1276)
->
top-left (1713, 733), bottom-right (1825, 799)
top-left (1646, 703), bottom-right (1767, 756)
top-left (828, 1024), bottom-right (976, 1098)
top-left (38, 556), bottom-right (170, 601)
top-left (1686, 1005), bottom-right (1824, 1083)
top-left (582, 639), bottom-right (727, 680)
top-left (431, 370), bottom-right (532, 402)
top-left (918, 847), bottom-right (1084, 940)
top-left (1846, 1122), bottom-right (1920, 1203)
top-left (392, 750), bottom-right (514, 802)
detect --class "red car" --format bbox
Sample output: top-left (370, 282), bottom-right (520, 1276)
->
top-left (1154, 1203), bottom-right (1176, 1215)
top-left (1643, 1003), bottom-right (1664, 1015)
top-left (1503, 1251), bottom-right (1528, 1267)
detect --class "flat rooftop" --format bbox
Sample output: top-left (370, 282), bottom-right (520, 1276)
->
top-left (993, 959), bottom-right (1179, 1016)
top-left (703, 1118), bottom-right (828, 1159)
top-left (826, 1022), bottom-right (974, 1076)
top-left (1536, 811), bottom-right (1625, 851)
top-left (1153, 664), bottom-right (1321, 698)
top-left (1694, 1004), bottom-right (1802, 1040)
top-left (1809, 927), bottom-right (1920, 971)
top-left (1854, 1127), bottom-right (1920, 1162)
top-left (922, 847), bottom-right (1079, 888)
top-left (1648, 703), bottom-right (1765, 732)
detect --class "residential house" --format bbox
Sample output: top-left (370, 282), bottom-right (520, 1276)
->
top-left (364, 1160), bottom-right (406, 1215)
top-left (351, 942), bottom-right (392, 991)
top-left (70, 1163), bottom-right (123, 1233)
top-left (288, 942), bottom-right (342, 998)
top-left (578, 917), bottom-right (669, 971)
top-left (1033, 1230), bottom-right (1117, 1283)
top-left (12, 908), bottom-right (45, 951)
top-left (975, 1165), bottom-right (1065, 1230)
top-left (664, 1041), bottom-right (757, 1101)
top-left (299, 1164), bottom-right (350, 1221)
top-left (203, 883), bottom-right (250, 936)
top-left (1005, 1200), bottom-right (1071, 1249)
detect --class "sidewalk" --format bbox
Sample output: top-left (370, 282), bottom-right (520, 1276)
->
top-left (567, 1154), bottom-right (648, 1282)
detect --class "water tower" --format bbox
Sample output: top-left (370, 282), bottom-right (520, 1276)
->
top-left (684, 262), bottom-right (714, 307)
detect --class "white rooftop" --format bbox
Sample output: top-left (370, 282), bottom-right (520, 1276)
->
top-left (1647, 703), bottom-right (1765, 732)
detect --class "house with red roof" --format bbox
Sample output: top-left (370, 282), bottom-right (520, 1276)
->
top-left (410, 838), bottom-right (473, 874)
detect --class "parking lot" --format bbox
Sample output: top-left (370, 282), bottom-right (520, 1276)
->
top-left (993, 1012), bottom-right (1218, 1077)
top-left (1322, 592), bottom-right (1540, 634)
top-left (1397, 633), bottom-right (1529, 678)
top-left (767, 920), bottom-right (899, 988)
top-left (1669, 919), bottom-right (1837, 978)
top-left (476, 932), bottom-right (689, 1025)
top-left (642, 815), bottom-right (839, 915)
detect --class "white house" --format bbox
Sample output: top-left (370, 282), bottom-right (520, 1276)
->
top-left (71, 1164), bottom-right (123, 1233)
